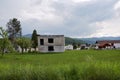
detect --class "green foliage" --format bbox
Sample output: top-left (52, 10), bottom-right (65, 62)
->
top-left (0, 38), bottom-right (13, 53)
top-left (0, 27), bottom-right (8, 38)
top-left (16, 37), bottom-right (31, 53)
top-left (72, 43), bottom-right (78, 49)
top-left (0, 27), bottom-right (13, 56)
top-left (6, 18), bottom-right (22, 42)
top-left (31, 29), bottom-right (38, 50)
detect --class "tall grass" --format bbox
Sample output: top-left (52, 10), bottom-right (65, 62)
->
top-left (0, 50), bottom-right (120, 80)
top-left (0, 62), bottom-right (120, 80)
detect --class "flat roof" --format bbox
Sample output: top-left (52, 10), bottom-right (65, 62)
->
top-left (37, 35), bottom-right (64, 37)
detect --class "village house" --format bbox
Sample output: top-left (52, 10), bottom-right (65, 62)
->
top-left (80, 44), bottom-right (91, 50)
top-left (65, 45), bottom-right (73, 50)
top-left (37, 35), bottom-right (65, 52)
top-left (95, 40), bottom-right (120, 49)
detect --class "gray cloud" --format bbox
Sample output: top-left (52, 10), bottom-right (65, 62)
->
top-left (0, 0), bottom-right (120, 37)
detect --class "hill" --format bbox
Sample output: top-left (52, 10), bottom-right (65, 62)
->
top-left (65, 37), bottom-right (85, 45)
top-left (79, 37), bottom-right (120, 44)
top-left (23, 34), bottom-right (32, 38)
top-left (23, 34), bottom-right (120, 44)
top-left (23, 34), bottom-right (85, 45)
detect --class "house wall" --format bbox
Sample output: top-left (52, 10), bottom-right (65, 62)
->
top-left (38, 35), bottom-right (65, 52)
top-left (65, 45), bottom-right (73, 50)
top-left (95, 43), bottom-right (120, 49)
top-left (38, 46), bottom-right (64, 52)
top-left (114, 43), bottom-right (120, 49)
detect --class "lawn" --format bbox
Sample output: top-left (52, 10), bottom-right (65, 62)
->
top-left (0, 50), bottom-right (120, 80)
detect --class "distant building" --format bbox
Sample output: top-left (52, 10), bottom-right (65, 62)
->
top-left (65, 45), bottom-right (73, 50)
top-left (37, 35), bottom-right (65, 52)
top-left (80, 44), bottom-right (90, 50)
top-left (95, 40), bottom-right (120, 49)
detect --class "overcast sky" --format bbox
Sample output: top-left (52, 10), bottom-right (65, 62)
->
top-left (0, 0), bottom-right (120, 38)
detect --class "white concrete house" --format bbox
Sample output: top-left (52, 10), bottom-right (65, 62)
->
top-left (37, 35), bottom-right (65, 52)
top-left (65, 45), bottom-right (73, 50)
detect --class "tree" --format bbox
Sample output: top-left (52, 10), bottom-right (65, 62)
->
top-left (16, 37), bottom-right (31, 53)
top-left (0, 27), bottom-right (13, 56)
top-left (31, 29), bottom-right (38, 51)
top-left (6, 18), bottom-right (22, 42)
top-left (72, 43), bottom-right (77, 50)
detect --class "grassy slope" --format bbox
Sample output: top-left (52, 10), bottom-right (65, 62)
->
top-left (0, 50), bottom-right (120, 80)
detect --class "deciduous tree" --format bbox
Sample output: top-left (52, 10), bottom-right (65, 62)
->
top-left (16, 37), bottom-right (31, 53)
top-left (72, 43), bottom-right (77, 49)
top-left (0, 27), bottom-right (13, 56)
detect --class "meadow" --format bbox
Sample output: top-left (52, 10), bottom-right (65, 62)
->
top-left (0, 50), bottom-right (120, 80)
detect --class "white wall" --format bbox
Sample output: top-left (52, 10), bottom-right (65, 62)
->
top-left (54, 46), bottom-right (65, 52)
top-left (38, 35), bottom-right (65, 52)
top-left (65, 45), bottom-right (73, 50)
top-left (38, 46), bottom-right (64, 52)
top-left (114, 43), bottom-right (120, 48)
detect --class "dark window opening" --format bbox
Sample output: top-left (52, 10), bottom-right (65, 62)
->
top-left (48, 38), bottom-right (54, 43)
top-left (48, 46), bottom-right (54, 51)
top-left (40, 39), bottom-right (44, 45)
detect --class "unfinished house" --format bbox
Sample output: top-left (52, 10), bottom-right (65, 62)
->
top-left (37, 35), bottom-right (65, 52)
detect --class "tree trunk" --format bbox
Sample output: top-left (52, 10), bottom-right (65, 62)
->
top-left (22, 47), bottom-right (24, 53)
top-left (1, 48), bottom-right (4, 56)
top-left (1, 40), bottom-right (5, 56)
top-left (25, 48), bottom-right (27, 52)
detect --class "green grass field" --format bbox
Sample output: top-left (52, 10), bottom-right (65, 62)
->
top-left (0, 50), bottom-right (120, 80)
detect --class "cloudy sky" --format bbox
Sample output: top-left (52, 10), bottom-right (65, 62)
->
top-left (0, 0), bottom-right (120, 38)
